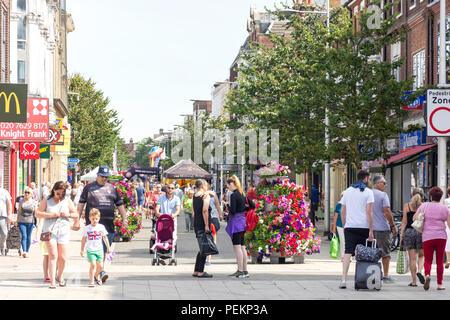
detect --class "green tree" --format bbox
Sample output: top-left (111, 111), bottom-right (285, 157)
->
top-left (68, 74), bottom-right (126, 173)
top-left (134, 137), bottom-right (156, 167)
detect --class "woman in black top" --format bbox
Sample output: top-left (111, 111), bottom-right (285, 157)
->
top-left (225, 175), bottom-right (254, 278)
top-left (400, 188), bottom-right (425, 286)
top-left (192, 179), bottom-right (213, 278)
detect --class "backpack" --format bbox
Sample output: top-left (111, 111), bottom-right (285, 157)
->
top-left (245, 197), bottom-right (258, 232)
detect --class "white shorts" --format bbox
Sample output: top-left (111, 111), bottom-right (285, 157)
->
top-left (49, 231), bottom-right (70, 245)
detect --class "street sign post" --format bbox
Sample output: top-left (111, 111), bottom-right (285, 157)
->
top-left (427, 89), bottom-right (450, 137)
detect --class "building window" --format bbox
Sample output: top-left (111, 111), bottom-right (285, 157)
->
top-left (18, 60), bottom-right (25, 83)
top-left (391, 42), bottom-right (401, 81)
top-left (17, 0), bottom-right (26, 12)
top-left (413, 50), bottom-right (425, 89)
top-left (18, 16), bottom-right (26, 40)
top-left (410, 0), bottom-right (416, 9)
top-left (395, 0), bottom-right (402, 17)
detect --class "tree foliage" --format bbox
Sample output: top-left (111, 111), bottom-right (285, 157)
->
top-left (68, 74), bottom-right (130, 173)
top-left (225, 2), bottom-right (423, 174)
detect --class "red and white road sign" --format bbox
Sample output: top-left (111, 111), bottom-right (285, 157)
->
top-left (427, 89), bottom-right (450, 137)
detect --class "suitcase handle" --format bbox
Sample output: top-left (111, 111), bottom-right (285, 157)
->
top-left (365, 239), bottom-right (377, 248)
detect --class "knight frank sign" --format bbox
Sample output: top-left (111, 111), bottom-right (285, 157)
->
top-left (0, 98), bottom-right (49, 141)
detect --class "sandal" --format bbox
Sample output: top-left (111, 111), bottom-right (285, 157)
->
top-left (88, 283), bottom-right (95, 288)
top-left (424, 277), bottom-right (431, 291)
top-left (95, 277), bottom-right (102, 286)
top-left (197, 272), bottom-right (213, 278)
top-left (437, 287), bottom-right (446, 290)
top-left (49, 284), bottom-right (56, 289)
top-left (58, 280), bottom-right (66, 287)
top-left (417, 273), bottom-right (425, 285)
top-left (408, 283), bottom-right (417, 287)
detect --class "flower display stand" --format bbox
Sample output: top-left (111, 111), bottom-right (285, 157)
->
top-left (245, 161), bottom-right (321, 264)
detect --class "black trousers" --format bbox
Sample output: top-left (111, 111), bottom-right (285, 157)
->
top-left (194, 230), bottom-right (206, 273)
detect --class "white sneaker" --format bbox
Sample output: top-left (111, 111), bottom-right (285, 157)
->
top-left (339, 280), bottom-right (347, 289)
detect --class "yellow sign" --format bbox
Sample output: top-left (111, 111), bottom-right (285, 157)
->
top-left (54, 128), bottom-right (71, 153)
top-left (56, 118), bottom-right (63, 130)
top-left (0, 92), bottom-right (20, 114)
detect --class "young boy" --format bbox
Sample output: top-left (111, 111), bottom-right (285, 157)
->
top-left (80, 208), bottom-right (111, 287)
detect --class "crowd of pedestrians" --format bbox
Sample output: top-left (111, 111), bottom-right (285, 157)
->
top-left (335, 169), bottom-right (450, 291)
top-left (2, 165), bottom-right (450, 292)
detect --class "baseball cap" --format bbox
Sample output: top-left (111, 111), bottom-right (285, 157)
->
top-left (97, 166), bottom-right (111, 177)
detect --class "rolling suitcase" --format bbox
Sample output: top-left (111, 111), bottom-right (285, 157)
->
top-left (6, 225), bottom-right (22, 256)
top-left (355, 261), bottom-right (382, 290)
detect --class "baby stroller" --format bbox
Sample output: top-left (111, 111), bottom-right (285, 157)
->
top-left (6, 225), bottom-right (22, 256)
top-left (150, 214), bottom-right (177, 266)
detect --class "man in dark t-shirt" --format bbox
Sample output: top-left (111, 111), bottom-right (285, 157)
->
top-left (74, 166), bottom-right (128, 283)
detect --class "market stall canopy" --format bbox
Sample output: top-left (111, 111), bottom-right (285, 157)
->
top-left (80, 166), bottom-right (99, 182)
top-left (162, 159), bottom-right (212, 180)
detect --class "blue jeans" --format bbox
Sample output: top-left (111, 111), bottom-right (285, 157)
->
top-left (18, 222), bottom-right (34, 253)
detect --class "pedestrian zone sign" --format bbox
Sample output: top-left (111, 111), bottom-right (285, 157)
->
top-left (68, 158), bottom-right (79, 163)
top-left (427, 89), bottom-right (450, 137)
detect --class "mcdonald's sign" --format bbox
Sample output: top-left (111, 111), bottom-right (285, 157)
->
top-left (0, 84), bottom-right (28, 123)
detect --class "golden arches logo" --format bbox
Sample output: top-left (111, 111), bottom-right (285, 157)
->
top-left (0, 91), bottom-right (21, 114)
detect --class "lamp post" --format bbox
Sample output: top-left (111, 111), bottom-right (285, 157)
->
top-left (438, 0), bottom-right (448, 200)
top-left (280, 2), bottom-right (331, 238)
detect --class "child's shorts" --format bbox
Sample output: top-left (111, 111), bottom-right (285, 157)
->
top-left (87, 250), bottom-right (104, 263)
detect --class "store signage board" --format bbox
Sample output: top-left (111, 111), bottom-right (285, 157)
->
top-left (0, 98), bottom-right (49, 141)
top-left (39, 144), bottom-right (50, 159)
top-left (402, 91), bottom-right (425, 110)
top-left (19, 141), bottom-right (40, 160)
top-left (0, 84), bottom-right (27, 123)
top-left (427, 89), bottom-right (450, 136)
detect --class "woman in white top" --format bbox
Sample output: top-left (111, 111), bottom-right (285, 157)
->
top-left (35, 181), bottom-right (77, 289)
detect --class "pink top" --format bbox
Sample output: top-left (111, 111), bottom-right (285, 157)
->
top-left (418, 202), bottom-right (450, 242)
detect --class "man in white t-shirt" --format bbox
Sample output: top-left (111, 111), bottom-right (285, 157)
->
top-left (339, 169), bottom-right (374, 289)
top-left (0, 185), bottom-right (12, 256)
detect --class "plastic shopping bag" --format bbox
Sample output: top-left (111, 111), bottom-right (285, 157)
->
top-left (396, 245), bottom-right (409, 274)
top-left (330, 235), bottom-right (340, 259)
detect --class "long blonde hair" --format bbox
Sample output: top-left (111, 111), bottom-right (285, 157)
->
top-left (227, 175), bottom-right (245, 197)
top-left (410, 188), bottom-right (424, 211)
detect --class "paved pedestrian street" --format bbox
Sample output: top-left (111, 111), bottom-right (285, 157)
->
top-left (1, 217), bottom-right (449, 301)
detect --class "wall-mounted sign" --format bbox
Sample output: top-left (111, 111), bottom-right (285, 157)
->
top-left (399, 128), bottom-right (427, 152)
top-left (39, 144), bottom-right (50, 159)
top-left (402, 91), bottom-right (426, 110)
top-left (0, 98), bottom-right (49, 141)
top-left (19, 141), bottom-right (40, 160)
top-left (0, 84), bottom-right (27, 123)
top-left (46, 127), bottom-right (63, 145)
top-left (52, 128), bottom-right (71, 153)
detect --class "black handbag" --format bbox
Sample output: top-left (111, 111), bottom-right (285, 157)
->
top-left (199, 231), bottom-right (219, 256)
top-left (356, 239), bottom-right (382, 263)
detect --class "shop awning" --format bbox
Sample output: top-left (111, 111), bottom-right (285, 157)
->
top-left (373, 143), bottom-right (437, 166)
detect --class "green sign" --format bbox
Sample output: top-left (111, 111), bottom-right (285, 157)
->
top-left (0, 83), bottom-right (28, 123)
top-left (39, 144), bottom-right (51, 159)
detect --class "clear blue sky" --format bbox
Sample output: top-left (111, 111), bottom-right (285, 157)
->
top-left (67, 0), bottom-right (286, 143)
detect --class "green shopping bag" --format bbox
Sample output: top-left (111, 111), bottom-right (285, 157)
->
top-left (330, 235), bottom-right (339, 259)
top-left (396, 245), bottom-right (409, 274)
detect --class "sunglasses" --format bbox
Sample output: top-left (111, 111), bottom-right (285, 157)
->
top-left (168, 187), bottom-right (175, 190)
top-left (55, 192), bottom-right (65, 196)
top-left (24, 192), bottom-right (30, 194)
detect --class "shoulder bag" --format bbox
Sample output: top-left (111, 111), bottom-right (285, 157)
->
top-left (40, 200), bottom-right (65, 241)
top-left (411, 203), bottom-right (428, 233)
